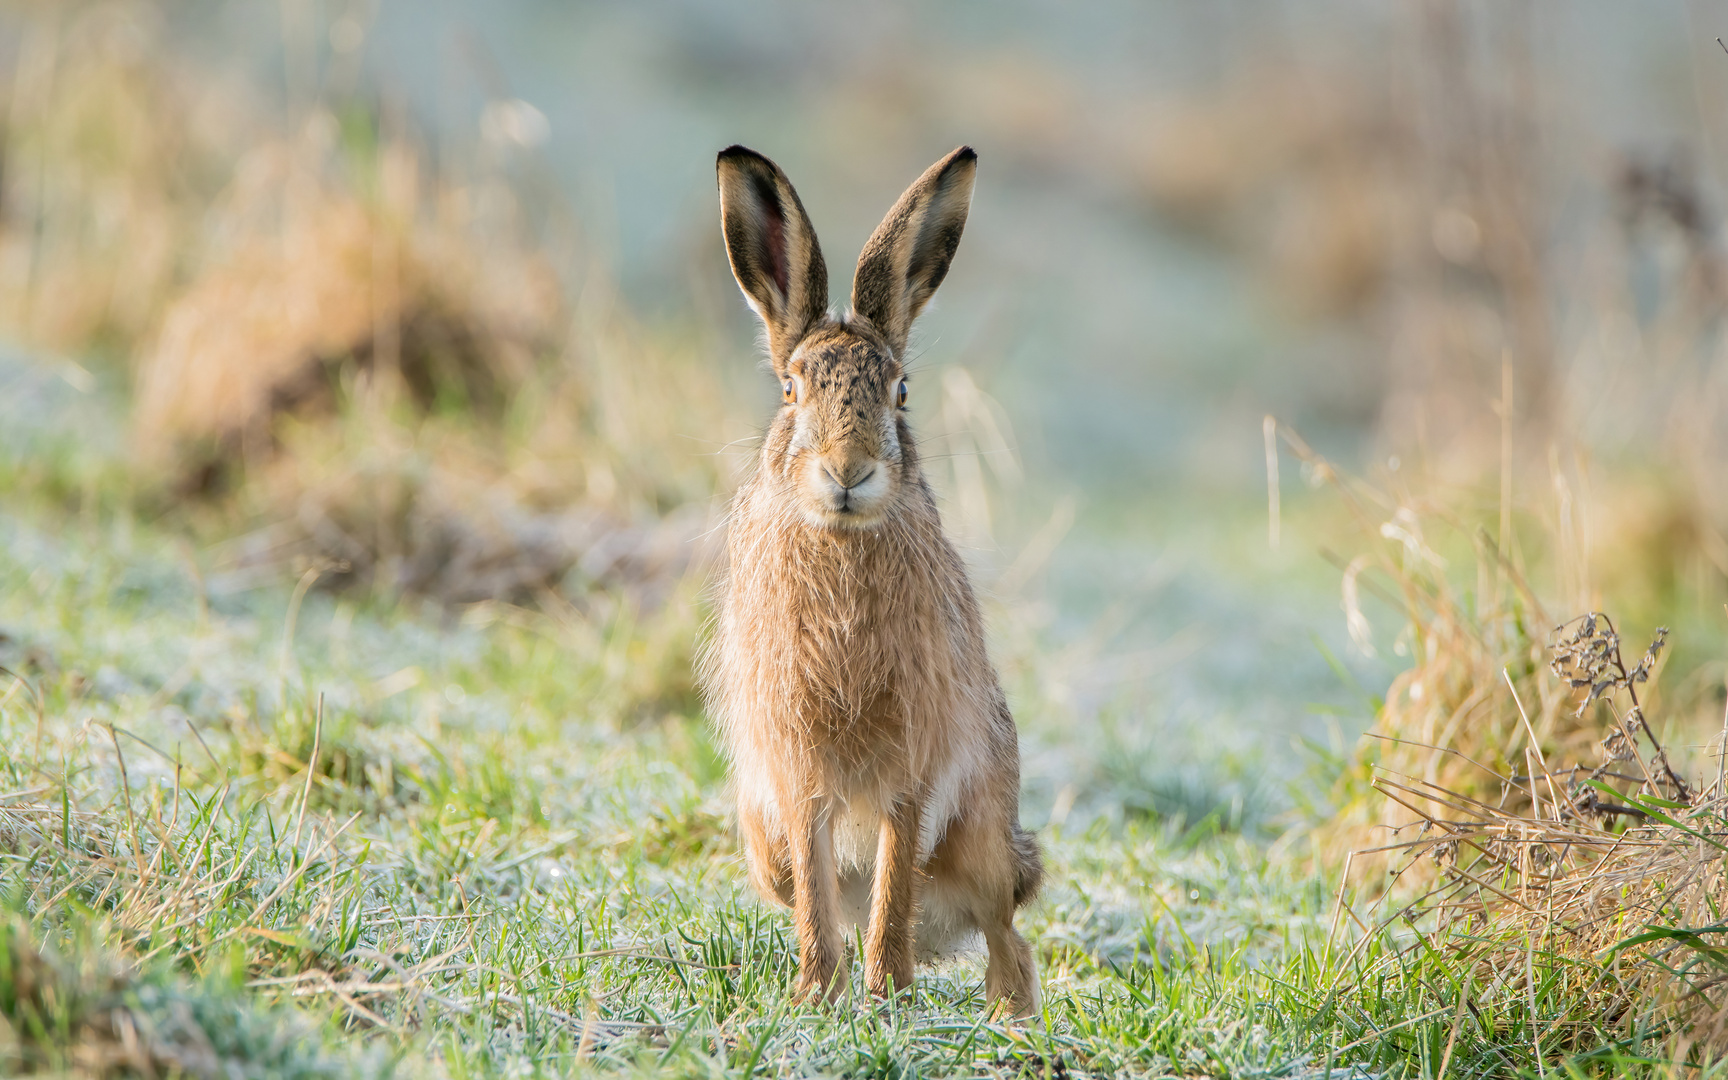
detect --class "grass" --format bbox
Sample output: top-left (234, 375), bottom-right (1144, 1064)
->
top-left (0, 484), bottom-right (1330, 1078)
top-left (10, 428), bottom-right (1728, 1078)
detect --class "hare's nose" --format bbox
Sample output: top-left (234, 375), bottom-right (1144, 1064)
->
top-left (822, 459), bottom-right (877, 491)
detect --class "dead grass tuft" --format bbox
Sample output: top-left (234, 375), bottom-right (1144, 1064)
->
top-left (1279, 418), bottom-right (1728, 1056)
top-left (135, 117), bottom-right (730, 607)
top-left (1, 891), bottom-right (361, 1078)
top-left (1279, 425), bottom-right (1582, 873)
top-left (0, 4), bottom-right (215, 357)
top-left (1125, 66), bottom-right (1409, 320)
top-left (132, 125), bottom-right (559, 477)
top-left (1334, 610), bottom-right (1728, 1054)
top-left (0, 7), bottom-right (736, 607)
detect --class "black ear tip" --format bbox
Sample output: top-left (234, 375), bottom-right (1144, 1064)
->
top-left (952, 145), bottom-right (977, 165)
top-left (718, 144), bottom-right (773, 172)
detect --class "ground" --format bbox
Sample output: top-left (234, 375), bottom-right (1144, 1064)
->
top-left (6, 471), bottom-right (1707, 1077)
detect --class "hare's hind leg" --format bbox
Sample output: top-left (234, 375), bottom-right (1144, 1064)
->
top-left (981, 910), bottom-right (1039, 1019)
top-left (926, 808), bottom-right (1041, 1018)
top-left (738, 800), bottom-right (794, 906)
top-left (864, 796), bottom-right (923, 1000)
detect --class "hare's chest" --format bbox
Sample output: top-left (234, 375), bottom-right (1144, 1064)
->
top-left (721, 515), bottom-right (964, 700)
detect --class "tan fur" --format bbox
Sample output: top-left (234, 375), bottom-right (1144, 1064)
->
top-left (702, 146), bottom-right (1042, 1017)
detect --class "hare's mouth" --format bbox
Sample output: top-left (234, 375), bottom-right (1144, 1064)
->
top-left (803, 461), bottom-right (892, 529)
top-left (809, 505), bottom-right (889, 531)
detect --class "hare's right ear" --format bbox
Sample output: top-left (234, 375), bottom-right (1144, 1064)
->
top-left (850, 146), bottom-right (977, 359)
top-left (717, 146), bottom-right (829, 374)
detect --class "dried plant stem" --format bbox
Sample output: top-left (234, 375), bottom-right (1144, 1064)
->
top-left (292, 692), bottom-right (323, 858)
top-left (1264, 415), bottom-right (1280, 552)
top-left (279, 564), bottom-right (324, 684)
top-left (1505, 669), bottom-right (1561, 819)
top-left (1717, 641), bottom-right (1727, 795)
top-left (1326, 850), bottom-right (1357, 959)
top-left (3, 665), bottom-right (48, 771)
top-left (1436, 973), bottom-right (1470, 1080)
top-left (106, 723), bottom-right (141, 879)
top-left (1496, 353), bottom-right (1513, 607)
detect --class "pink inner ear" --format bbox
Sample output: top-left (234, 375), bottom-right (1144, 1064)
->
top-left (762, 198), bottom-right (789, 300)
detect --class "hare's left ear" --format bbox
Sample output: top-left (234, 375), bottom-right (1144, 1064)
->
top-left (850, 146), bottom-right (977, 358)
top-left (717, 145), bottom-right (829, 374)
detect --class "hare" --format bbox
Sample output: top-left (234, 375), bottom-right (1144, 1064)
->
top-left (701, 144), bottom-right (1042, 1017)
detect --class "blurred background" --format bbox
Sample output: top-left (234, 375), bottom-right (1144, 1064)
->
top-left (4, 0), bottom-right (1728, 833)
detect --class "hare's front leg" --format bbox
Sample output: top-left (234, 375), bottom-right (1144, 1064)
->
top-left (864, 796), bottom-right (922, 999)
top-left (785, 792), bottom-right (846, 1002)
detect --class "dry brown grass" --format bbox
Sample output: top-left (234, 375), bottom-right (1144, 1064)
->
top-left (0, 3), bottom-right (745, 607)
top-left (0, 4), bottom-right (218, 356)
top-left (1276, 414), bottom-right (1728, 1054)
top-left (130, 122), bottom-right (560, 472)
top-left (1275, 403), bottom-right (1726, 857)
top-left (1125, 67), bottom-right (1410, 320)
top-left (119, 112), bottom-right (731, 606)
top-left (1335, 609), bottom-right (1728, 1053)
top-left (1278, 423), bottom-right (1574, 867)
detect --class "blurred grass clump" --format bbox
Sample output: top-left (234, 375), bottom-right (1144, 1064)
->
top-left (0, 1), bottom-right (734, 614)
top-left (0, 916), bottom-right (369, 1078)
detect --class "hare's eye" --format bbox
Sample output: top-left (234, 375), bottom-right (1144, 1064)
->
top-left (894, 378), bottom-right (908, 409)
top-left (782, 378), bottom-right (796, 404)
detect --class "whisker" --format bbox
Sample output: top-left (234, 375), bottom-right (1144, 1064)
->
top-left (675, 432), bottom-right (765, 452)
top-left (915, 450), bottom-right (1019, 464)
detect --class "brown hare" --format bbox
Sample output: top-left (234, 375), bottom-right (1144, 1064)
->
top-left (701, 144), bottom-right (1042, 1018)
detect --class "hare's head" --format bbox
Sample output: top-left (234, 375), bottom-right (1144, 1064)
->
top-left (717, 145), bottom-right (976, 530)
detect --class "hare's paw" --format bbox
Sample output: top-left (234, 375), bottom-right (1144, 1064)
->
top-left (793, 960), bottom-right (849, 1006)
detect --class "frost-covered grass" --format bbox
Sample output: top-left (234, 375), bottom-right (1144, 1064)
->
top-left (5, 484), bottom-right (1721, 1079)
top-left (0, 494), bottom-right (1314, 1077)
